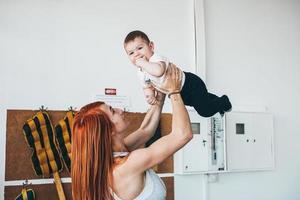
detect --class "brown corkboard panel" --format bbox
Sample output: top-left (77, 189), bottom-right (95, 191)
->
top-left (5, 110), bottom-right (173, 181)
top-left (5, 183), bottom-right (72, 200)
top-left (163, 177), bottom-right (174, 200)
top-left (158, 114), bottom-right (173, 173)
top-left (5, 177), bottom-right (174, 200)
top-left (5, 110), bottom-right (70, 181)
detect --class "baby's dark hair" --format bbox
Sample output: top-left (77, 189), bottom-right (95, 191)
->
top-left (124, 30), bottom-right (150, 44)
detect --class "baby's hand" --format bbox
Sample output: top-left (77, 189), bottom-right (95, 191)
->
top-left (143, 86), bottom-right (157, 105)
top-left (146, 95), bottom-right (157, 105)
top-left (135, 56), bottom-right (147, 68)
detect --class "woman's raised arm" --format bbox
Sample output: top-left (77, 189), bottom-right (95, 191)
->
top-left (124, 64), bottom-right (193, 173)
top-left (124, 92), bottom-right (165, 151)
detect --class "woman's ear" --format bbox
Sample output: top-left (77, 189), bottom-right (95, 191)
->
top-left (111, 130), bottom-right (117, 136)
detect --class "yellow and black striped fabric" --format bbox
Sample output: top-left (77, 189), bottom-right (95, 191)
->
top-left (15, 188), bottom-right (35, 200)
top-left (55, 111), bottom-right (75, 172)
top-left (23, 111), bottom-right (63, 177)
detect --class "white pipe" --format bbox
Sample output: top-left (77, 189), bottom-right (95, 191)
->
top-left (4, 178), bottom-right (72, 186)
top-left (193, 0), bottom-right (207, 80)
top-left (4, 173), bottom-right (175, 186)
top-left (202, 174), bottom-right (209, 200)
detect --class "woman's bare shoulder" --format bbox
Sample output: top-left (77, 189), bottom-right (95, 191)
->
top-left (112, 154), bottom-right (145, 198)
top-left (114, 149), bottom-right (148, 176)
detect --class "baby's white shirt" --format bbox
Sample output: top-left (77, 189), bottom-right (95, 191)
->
top-left (136, 53), bottom-right (185, 89)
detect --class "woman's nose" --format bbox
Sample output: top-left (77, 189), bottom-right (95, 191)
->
top-left (116, 108), bottom-right (124, 114)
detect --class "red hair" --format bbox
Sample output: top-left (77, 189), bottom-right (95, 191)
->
top-left (71, 101), bottom-right (114, 200)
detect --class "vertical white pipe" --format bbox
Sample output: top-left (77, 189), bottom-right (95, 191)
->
top-left (193, 0), bottom-right (207, 81)
top-left (202, 174), bottom-right (209, 200)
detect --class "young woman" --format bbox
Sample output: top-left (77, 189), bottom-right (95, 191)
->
top-left (71, 64), bottom-right (192, 200)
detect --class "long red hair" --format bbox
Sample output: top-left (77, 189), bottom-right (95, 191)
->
top-left (71, 101), bottom-right (114, 200)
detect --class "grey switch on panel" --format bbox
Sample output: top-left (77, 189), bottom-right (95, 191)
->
top-left (191, 123), bottom-right (200, 134)
top-left (236, 123), bottom-right (245, 134)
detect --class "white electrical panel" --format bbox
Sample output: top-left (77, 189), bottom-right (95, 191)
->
top-left (174, 109), bottom-right (274, 174)
top-left (225, 112), bottom-right (274, 171)
top-left (174, 108), bottom-right (226, 174)
top-left (208, 115), bottom-right (226, 172)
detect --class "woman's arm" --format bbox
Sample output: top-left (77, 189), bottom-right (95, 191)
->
top-left (124, 64), bottom-right (193, 173)
top-left (124, 91), bottom-right (165, 151)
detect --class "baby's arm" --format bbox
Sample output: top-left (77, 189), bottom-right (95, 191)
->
top-left (143, 85), bottom-right (157, 105)
top-left (136, 57), bottom-right (166, 77)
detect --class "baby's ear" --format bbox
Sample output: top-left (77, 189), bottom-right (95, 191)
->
top-left (149, 41), bottom-right (155, 51)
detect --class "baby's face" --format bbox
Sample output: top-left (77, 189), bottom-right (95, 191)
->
top-left (124, 37), bottom-right (154, 65)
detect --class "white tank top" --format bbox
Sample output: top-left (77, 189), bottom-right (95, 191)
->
top-left (111, 152), bottom-right (166, 200)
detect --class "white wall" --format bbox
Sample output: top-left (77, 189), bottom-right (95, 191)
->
top-left (176, 0), bottom-right (300, 199)
top-left (0, 0), bottom-right (196, 199)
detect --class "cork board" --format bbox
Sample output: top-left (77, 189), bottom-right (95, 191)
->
top-left (5, 109), bottom-right (173, 199)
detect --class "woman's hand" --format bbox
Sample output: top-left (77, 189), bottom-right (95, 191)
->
top-left (152, 63), bottom-right (182, 95)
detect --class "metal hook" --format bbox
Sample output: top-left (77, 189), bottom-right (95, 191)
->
top-left (39, 105), bottom-right (48, 112)
top-left (68, 106), bottom-right (76, 112)
top-left (22, 179), bottom-right (30, 189)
